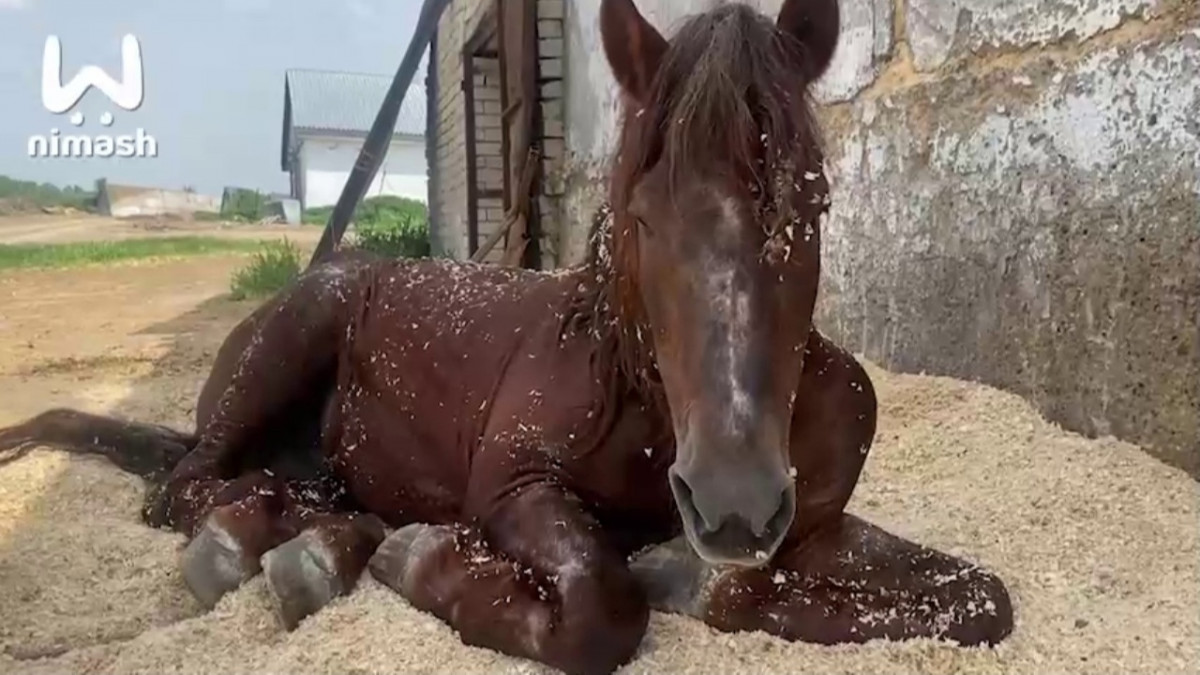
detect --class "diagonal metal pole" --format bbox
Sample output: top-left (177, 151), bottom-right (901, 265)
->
top-left (308, 0), bottom-right (452, 269)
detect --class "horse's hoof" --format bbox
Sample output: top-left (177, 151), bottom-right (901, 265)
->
top-left (180, 517), bottom-right (260, 609)
top-left (262, 530), bottom-right (344, 631)
top-left (628, 537), bottom-right (722, 618)
top-left (368, 523), bottom-right (445, 594)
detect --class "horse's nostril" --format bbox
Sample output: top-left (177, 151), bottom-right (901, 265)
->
top-left (668, 465), bottom-right (796, 541)
top-left (764, 483), bottom-right (796, 538)
top-left (667, 468), bottom-right (713, 532)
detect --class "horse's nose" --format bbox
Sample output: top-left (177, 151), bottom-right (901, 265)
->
top-left (668, 461), bottom-right (796, 566)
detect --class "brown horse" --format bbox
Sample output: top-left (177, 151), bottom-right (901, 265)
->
top-left (0, 1), bottom-right (1013, 673)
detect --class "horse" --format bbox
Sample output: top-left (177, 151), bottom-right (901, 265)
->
top-left (0, 1), bottom-right (1014, 673)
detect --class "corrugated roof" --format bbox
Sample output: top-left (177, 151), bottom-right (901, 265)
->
top-left (286, 68), bottom-right (426, 137)
top-left (281, 68), bottom-right (426, 171)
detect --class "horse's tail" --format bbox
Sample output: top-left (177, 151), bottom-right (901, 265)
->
top-left (0, 408), bottom-right (196, 480)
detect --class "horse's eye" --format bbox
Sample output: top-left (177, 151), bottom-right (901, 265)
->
top-left (635, 217), bottom-right (654, 237)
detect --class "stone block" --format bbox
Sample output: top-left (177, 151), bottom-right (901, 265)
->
top-left (539, 37), bottom-right (564, 58)
top-left (476, 141), bottom-right (502, 156)
top-left (540, 58), bottom-right (564, 80)
top-left (537, 0), bottom-right (564, 20)
top-left (541, 99), bottom-right (564, 122)
top-left (541, 137), bottom-right (566, 159)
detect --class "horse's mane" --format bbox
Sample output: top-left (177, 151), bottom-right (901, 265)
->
top-left (563, 3), bottom-right (827, 425)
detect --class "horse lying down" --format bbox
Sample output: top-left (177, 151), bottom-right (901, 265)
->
top-left (0, 1), bottom-right (1012, 673)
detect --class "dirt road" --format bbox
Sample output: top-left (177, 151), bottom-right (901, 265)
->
top-left (0, 213), bottom-right (323, 246)
top-left (0, 255), bottom-right (257, 428)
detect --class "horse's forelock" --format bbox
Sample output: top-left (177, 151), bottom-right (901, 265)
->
top-left (619, 4), bottom-right (821, 215)
top-left (575, 2), bottom-right (825, 402)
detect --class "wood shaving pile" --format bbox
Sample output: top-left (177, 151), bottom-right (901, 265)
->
top-left (1, 362), bottom-right (1196, 674)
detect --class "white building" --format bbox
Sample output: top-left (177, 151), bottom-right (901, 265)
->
top-left (281, 69), bottom-right (427, 210)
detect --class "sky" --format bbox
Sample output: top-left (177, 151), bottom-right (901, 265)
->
top-left (0, 0), bottom-right (423, 195)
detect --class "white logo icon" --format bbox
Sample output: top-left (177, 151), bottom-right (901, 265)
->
top-left (41, 34), bottom-right (144, 114)
top-left (28, 34), bottom-right (157, 159)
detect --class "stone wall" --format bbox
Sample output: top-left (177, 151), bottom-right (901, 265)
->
top-left (560, 0), bottom-right (1199, 477)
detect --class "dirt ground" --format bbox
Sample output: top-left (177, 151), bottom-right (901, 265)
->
top-left (0, 212), bottom-right (324, 246)
top-left (0, 229), bottom-right (1196, 674)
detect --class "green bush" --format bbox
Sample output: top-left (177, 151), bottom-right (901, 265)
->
top-left (229, 239), bottom-right (302, 300)
top-left (349, 196), bottom-right (430, 259)
top-left (0, 175), bottom-right (96, 211)
top-left (221, 188), bottom-right (270, 221)
top-left (302, 205), bottom-right (334, 226)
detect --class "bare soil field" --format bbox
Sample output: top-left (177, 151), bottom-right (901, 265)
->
top-left (0, 212), bottom-right (323, 246)
top-left (0, 237), bottom-right (1195, 673)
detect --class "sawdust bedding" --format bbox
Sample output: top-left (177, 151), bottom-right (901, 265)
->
top-left (0, 362), bottom-right (1196, 674)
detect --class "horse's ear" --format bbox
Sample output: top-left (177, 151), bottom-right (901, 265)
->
top-left (776, 0), bottom-right (841, 80)
top-left (600, 0), bottom-right (667, 104)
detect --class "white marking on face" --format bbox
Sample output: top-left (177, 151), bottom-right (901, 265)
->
top-left (706, 194), bottom-right (754, 431)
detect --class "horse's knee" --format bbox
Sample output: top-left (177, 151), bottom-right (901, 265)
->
top-left (550, 570), bottom-right (649, 675)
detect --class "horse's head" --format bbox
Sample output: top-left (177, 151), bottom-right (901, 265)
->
top-left (599, 0), bottom-right (839, 567)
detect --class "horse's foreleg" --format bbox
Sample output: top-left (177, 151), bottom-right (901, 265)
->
top-left (368, 484), bottom-right (649, 675)
top-left (179, 478), bottom-right (299, 608)
top-left (634, 514), bottom-right (1012, 645)
top-left (738, 515), bottom-right (1013, 644)
top-left (180, 476), bottom-right (382, 617)
top-left (787, 329), bottom-right (877, 537)
top-left (261, 512), bottom-right (386, 630)
top-left (630, 330), bottom-right (1013, 646)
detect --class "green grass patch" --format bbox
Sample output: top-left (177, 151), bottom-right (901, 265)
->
top-left (302, 205), bottom-right (334, 226)
top-left (0, 236), bottom-right (266, 271)
top-left (228, 238), bottom-right (303, 300)
top-left (191, 211), bottom-right (226, 222)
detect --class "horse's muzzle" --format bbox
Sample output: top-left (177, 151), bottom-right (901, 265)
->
top-left (668, 464), bottom-right (796, 567)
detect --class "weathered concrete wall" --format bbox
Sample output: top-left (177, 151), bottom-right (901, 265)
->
top-left (98, 183), bottom-right (221, 219)
top-left (560, 0), bottom-right (1200, 477)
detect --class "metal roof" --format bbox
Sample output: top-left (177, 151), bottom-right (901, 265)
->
top-left (281, 68), bottom-right (426, 170)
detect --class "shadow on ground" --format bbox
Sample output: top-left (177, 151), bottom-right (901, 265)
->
top-left (0, 293), bottom-right (257, 660)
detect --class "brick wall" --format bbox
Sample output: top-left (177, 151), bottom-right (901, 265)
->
top-left (430, 0), bottom-right (569, 269)
top-left (472, 53), bottom-right (506, 264)
top-left (430, 0), bottom-right (491, 260)
top-left (534, 0), bottom-right (566, 268)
